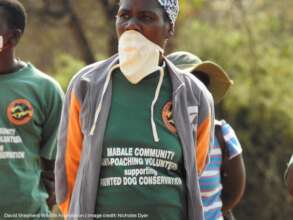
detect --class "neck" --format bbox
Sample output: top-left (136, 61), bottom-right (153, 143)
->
top-left (0, 50), bottom-right (22, 74)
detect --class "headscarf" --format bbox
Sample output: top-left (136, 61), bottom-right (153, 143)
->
top-left (157, 0), bottom-right (179, 24)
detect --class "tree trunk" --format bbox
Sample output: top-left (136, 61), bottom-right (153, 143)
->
top-left (99, 0), bottom-right (118, 55)
top-left (63, 0), bottom-right (96, 64)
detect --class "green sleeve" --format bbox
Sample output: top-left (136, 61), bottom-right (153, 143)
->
top-left (40, 81), bottom-right (64, 160)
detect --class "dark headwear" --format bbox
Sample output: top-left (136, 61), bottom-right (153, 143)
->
top-left (157, 0), bottom-right (179, 24)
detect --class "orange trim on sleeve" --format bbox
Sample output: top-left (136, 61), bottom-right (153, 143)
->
top-left (195, 115), bottom-right (211, 174)
top-left (59, 91), bottom-right (83, 215)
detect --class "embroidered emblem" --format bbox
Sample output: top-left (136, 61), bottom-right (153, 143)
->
top-left (7, 99), bottom-right (33, 125)
top-left (162, 101), bottom-right (177, 134)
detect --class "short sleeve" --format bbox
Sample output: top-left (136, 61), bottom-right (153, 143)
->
top-left (40, 81), bottom-right (64, 160)
top-left (220, 120), bottom-right (242, 160)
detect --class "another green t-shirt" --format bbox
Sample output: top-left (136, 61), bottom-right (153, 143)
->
top-left (0, 63), bottom-right (63, 219)
top-left (95, 69), bottom-right (187, 220)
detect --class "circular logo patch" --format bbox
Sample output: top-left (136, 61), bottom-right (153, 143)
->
top-left (7, 99), bottom-right (33, 125)
top-left (162, 101), bottom-right (177, 134)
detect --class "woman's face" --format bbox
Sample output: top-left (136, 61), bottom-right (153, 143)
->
top-left (116, 0), bottom-right (173, 49)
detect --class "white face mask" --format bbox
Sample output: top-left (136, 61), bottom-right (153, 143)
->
top-left (118, 30), bottom-right (164, 84)
top-left (0, 36), bottom-right (3, 52)
top-left (90, 30), bottom-right (165, 142)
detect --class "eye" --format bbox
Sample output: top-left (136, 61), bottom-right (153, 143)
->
top-left (116, 11), bottom-right (130, 20)
top-left (139, 13), bottom-right (156, 23)
top-left (142, 15), bottom-right (154, 21)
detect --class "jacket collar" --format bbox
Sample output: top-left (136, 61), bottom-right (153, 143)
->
top-left (164, 56), bottom-right (185, 95)
top-left (84, 54), bottom-right (186, 94)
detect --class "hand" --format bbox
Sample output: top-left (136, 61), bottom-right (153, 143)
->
top-left (47, 192), bottom-right (56, 210)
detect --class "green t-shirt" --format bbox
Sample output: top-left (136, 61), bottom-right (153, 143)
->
top-left (95, 69), bottom-right (187, 220)
top-left (0, 63), bottom-right (63, 219)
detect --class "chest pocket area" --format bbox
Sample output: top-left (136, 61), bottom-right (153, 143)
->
top-left (79, 79), bottom-right (106, 135)
top-left (187, 105), bottom-right (198, 129)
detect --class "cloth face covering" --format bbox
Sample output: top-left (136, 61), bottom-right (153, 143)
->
top-left (90, 30), bottom-right (165, 142)
top-left (118, 30), bottom-right (164, 84)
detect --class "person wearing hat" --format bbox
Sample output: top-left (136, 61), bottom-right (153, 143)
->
top-left (168, 51), bottom-right (246, 220)
top-left (55, 1), bottom-right (215, 220)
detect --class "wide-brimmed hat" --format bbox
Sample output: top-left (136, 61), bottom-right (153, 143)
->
top-left (167, 51), bottom-right (233, 103)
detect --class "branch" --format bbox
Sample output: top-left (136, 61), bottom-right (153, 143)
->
top-left (232, 0), bottom-right (258, 79)
top-left (63, 0), bottom-right (96, 64)
top-left (98, 0), bottom-right (119, 55)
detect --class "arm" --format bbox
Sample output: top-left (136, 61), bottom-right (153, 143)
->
top-left (218, 122), bottom-right (246, 213)
top-left (40, 158), bottom-right (56, 210)
top-left (221, 154), bottom-right (246, 213)
top-left (40, 81), bottom-right (64, 210)
top-left (196, 90), bottom-right (215, 174)
top-left (55, 83), bottom-right (84, 215)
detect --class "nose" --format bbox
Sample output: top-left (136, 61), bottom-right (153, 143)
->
top-left (124, 17), bottom-right (142, 32)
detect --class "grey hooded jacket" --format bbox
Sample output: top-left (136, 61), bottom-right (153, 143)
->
top-left (55, 54), bottom-right (214, 220)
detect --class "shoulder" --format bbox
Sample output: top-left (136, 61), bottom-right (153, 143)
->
top-left (28, 64), bottom-right (64, 96)
top-left (185, 72), bottom-right (212, 98)
top-left (183, 72), bottom-right (214, 112)
top-left (165, 57), bottom-right (213, 103)
top-left (69, 54), bottom-right (119, 92)
top-left (219, 120), bottom-right (234, 134)
top-left (219, 119), bottom-right (243, 157)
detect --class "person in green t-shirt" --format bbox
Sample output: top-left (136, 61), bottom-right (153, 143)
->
top-left (0, 0), bottom-right (64, 218)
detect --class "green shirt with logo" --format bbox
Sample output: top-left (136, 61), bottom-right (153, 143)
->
top-left (95, 68), bottom-right (187, 220)
top-left (0, 63), bottom-right (63, 218)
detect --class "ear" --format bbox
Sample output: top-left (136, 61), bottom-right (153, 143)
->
top-left (165, 22), bottom-right (174, 39)
top-left (8, 29), bottom-right (22, 47)
top-left (168, 23), bottom-right (175, 37)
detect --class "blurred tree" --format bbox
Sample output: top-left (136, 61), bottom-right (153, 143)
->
top-left (99, 0), bottom-right (119, 55)
top-left (23, 0), bottom-right (95, 64)
top-left (175, 1), bottom-right (293, 219)
top-left (53, 53), bottom-right (85, 90)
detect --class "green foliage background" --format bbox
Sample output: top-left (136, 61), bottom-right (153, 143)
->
top-left (18, 0), bottom-right (293, 219)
